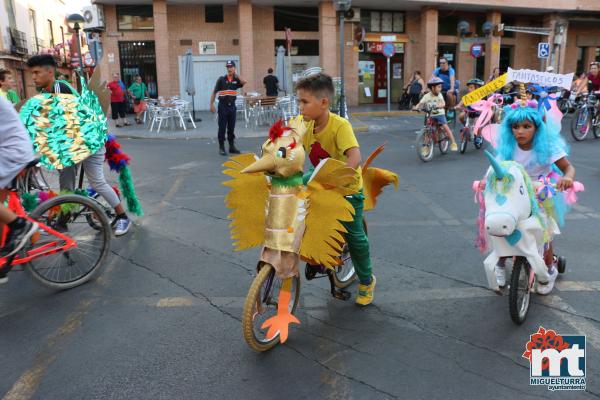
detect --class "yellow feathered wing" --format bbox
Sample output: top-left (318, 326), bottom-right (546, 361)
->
top-left (362, 144), bottom-right (399, 211)
top-left (299, 159), bottom-right (359, 268)
top-left (223, 153), bottom-right (269, 251)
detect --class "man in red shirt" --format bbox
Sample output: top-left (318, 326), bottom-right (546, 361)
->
top-left (107, 73), bottom-right (130, 127)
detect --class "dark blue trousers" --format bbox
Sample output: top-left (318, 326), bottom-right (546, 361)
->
top-left (218, 101), bottom-right (236, 144)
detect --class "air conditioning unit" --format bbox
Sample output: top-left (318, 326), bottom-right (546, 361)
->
top-left (344, 7), bottom-right (361, 23)
top-left (82, 5), bottom-right (105, 31)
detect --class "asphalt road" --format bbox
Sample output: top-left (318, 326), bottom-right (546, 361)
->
top-left (1, 115), bottom-right (600, 400)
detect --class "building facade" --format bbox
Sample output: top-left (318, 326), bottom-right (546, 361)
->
top-left (0, 0), bottom-right (77, 98)
top-left (93, 0), bottom-right (600, 109)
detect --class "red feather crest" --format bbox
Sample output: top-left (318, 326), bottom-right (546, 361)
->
top-left (269, 119), bottom-right (291, 142)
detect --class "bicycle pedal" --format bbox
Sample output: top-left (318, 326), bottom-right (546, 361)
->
top-left (332, 289), bottom-right (351, 301)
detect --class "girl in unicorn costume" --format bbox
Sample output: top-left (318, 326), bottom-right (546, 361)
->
top-left (475, 99), bottom-right (583, 295)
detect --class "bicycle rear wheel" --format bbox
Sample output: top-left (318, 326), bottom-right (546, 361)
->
top-left (571, 107), bottom-right (591, 141)
top-left (242, 264), bottom-right (300, 352)
top-left (26, 194), bottom-right (111, 290)
top-left (438, 132), bottom-right (449, 154)
top-left (508, 256), bottom-right (531, 325)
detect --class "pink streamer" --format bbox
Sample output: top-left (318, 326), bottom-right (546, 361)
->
top-left (565, 182), bottom-right (585, 205)
top-left (472, 180), bottom-right (488, 253)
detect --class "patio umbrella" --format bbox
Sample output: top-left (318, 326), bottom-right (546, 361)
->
top-left (183, 48), bottom-right (198, 121)
top-left (275, 45), bottom-right (288, 94)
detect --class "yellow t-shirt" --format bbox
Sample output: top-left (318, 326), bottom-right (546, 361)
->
top-left (302, 112), bottom-right (363, 191)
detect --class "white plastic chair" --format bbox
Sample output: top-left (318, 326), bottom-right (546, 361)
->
top-left (174, 100), bottom-right (196, 129)
top-left (235, 95), bottom-right (249, 128)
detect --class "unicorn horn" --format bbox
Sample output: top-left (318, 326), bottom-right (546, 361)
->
top-left (484, 150), bottom-right (506, 179)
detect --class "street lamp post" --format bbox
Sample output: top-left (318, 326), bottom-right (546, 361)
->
top-left (66, 13), bottom-right (85, 91)
top-left (334, 0), bottom-right (351, 119)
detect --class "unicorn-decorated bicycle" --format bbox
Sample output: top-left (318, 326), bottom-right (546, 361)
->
top-left (223, 119), bottom-right (397, 351)
top-left (473, 80), bottom-right (584, 324)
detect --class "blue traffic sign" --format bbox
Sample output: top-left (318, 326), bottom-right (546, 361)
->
top-left (382, 42), bottom-right (395, 58)
top-left (538, 43), bottom-right (550, 59)
top-left (470, 43), bottom-right (484, 58)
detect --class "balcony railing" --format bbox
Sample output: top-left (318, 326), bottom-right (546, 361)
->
top-left (9, 28), bottom-right (28, 55)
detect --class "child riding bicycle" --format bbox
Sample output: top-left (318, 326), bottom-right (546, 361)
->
top-left (25, 55), bottom-right (132, 236)
top-left (0, 97), bottom-right (38, 279)
top-left (479, 100), bottom-right (576, 295)
top-left (455, 78), bottom-right (485, 146)
top-left (413, 77), bottom-right (458, 152)
top-left (296, 73), bottom-right (376, 306)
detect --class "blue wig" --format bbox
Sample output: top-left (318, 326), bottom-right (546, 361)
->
top-left (496, 105), bottom-right (568, 168)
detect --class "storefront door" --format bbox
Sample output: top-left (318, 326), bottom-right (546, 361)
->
top-left (118, 41), bottom-right (158, 98)
top-left (373, 58), bottom-right (388, 104)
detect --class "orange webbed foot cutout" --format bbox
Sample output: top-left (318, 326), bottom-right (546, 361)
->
top-left (260, 278), bottom-right (300, 343)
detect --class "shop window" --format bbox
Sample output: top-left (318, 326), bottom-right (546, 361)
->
top-left (205, 5), bottom-right (224, 23)
top-left (274, 7), bottom-right (318, 32)
top-left (117, 5), bottom-right (154, 31)
top-left (576, 48), bottom-right (586, 75)
top-left (361, 10), bottom-right (404, 33)
top-left (274, 39), bottom-right (319, 56)
top-left (501, 16), bottom-right (515, 38)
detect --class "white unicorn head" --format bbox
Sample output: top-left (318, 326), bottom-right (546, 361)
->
top-left (483, 150), bottom-right (534, 243)
top-left (478, 150), bottom-right (550, 290)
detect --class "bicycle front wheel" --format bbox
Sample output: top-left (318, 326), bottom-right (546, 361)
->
top-left (459, 128), bottom-right (468, 154)
top-left (508, 257), bottom-right (531, 325)
top-left (416, 130), bottom-right (434, 162)
top-left (571, 107), bottom-right (591, 141)
top-left (27, 194), bottom-right (111, 290)
top-left (332, 219), bottom-right (366, 289)
top-left (242, 264), bottom-right (300, 352)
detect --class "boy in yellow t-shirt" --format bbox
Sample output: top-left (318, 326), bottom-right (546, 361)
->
top-left (296, 73), bottom-right (375, 306)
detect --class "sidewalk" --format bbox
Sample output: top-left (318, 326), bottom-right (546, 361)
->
top-left (110, 105), bottom-right (413, 140)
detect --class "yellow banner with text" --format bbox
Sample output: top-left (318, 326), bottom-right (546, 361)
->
top-left (462, 73), bottom-right (508, 106)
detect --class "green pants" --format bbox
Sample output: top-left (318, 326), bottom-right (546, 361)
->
top-left (342, 193), bottom-right (372, 284)
top-left (302, 170), bottom-right (372, 284)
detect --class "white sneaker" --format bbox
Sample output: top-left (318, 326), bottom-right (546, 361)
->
top-left (537, 267), bottom-right (558, 295)
top-left (114, 218), bottom-right (132, 236)
top-left (495, 264), bottom-right (506, 287)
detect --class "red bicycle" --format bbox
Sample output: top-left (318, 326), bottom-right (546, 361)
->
top-left (1, 161), bottom-right (111, 289)
top-left (415, 105), bottom-right (450, 162)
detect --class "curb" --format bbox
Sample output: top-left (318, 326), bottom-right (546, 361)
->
top-left (350, 110), bottom-right (419, 117)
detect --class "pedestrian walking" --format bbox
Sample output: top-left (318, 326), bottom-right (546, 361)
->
top-left (209, 60), bottom-right (246, 156)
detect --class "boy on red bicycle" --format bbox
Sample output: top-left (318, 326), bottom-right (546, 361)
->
top-left (0, 97), bottom-right (38, 278)
top-left (413, 77), bottom-right (458, 154)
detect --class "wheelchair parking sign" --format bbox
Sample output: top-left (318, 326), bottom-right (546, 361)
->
top-left (538, 43), bottom-right (550, 59)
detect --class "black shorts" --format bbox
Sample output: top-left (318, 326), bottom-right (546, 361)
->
top-left (111, 101), bottom-right (126, 119)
